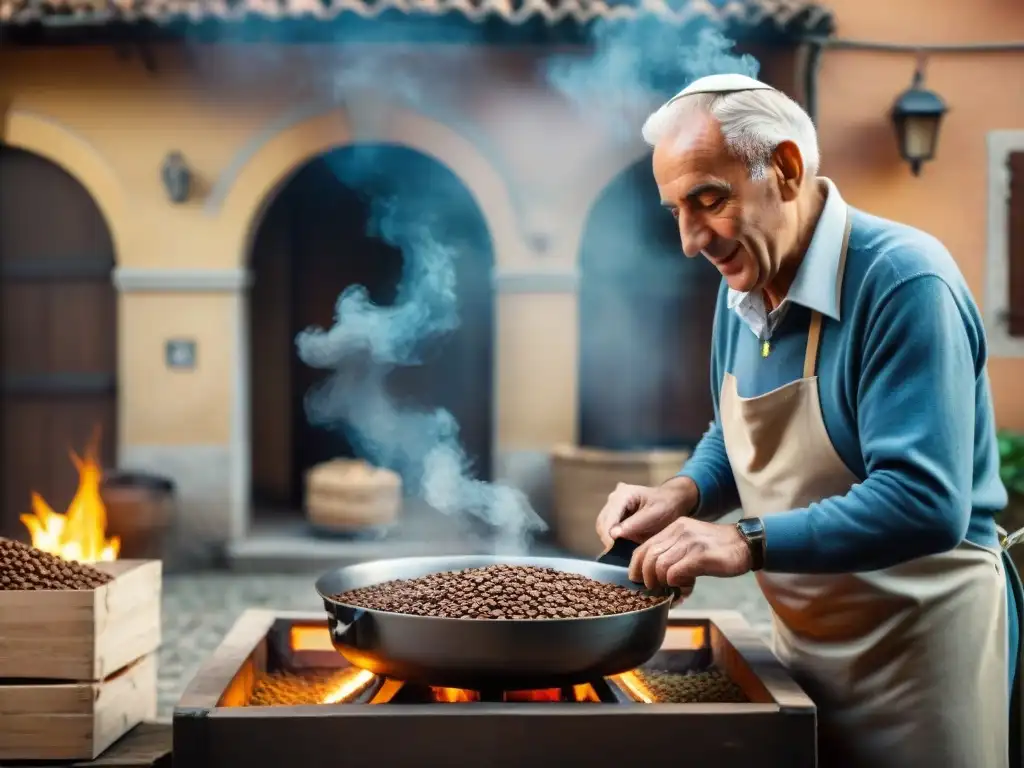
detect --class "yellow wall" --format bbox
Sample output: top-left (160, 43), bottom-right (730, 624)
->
top-left (815, 0), bottom-right (1024, 426)
top-left (0, 45), bottom-right (604, 457)
top-left (1, 9), bottom-right (1023, 489)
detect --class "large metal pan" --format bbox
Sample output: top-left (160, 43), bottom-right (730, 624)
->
top-left (315, 554), bottom-right (672, 690)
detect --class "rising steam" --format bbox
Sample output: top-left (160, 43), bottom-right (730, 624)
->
top-left (293, 20), bottom-right (761, 553)
top-left (295, 149), bottom-right (544, 554)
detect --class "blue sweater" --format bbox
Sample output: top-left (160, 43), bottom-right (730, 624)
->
top-left (681, 207), bottom-right (1006, 570)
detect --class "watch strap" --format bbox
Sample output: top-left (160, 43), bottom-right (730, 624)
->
top-left (736, 517), bottom-right (766, 572)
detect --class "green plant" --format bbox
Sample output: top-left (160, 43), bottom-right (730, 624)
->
top-left (998, 431), bottom-right (1024, 498)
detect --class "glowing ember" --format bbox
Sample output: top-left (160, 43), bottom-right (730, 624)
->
top-left (612, 671), bottom-right (656, 703)
top-left (322, 668), bottom-right (376, 704)
top-left (433, 687), bottom-right (479, 703)
top-left (19, 435), bottom-right (120, 564)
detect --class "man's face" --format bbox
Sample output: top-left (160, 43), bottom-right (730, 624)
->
top-left (652, 111), bottom-right (792, 294)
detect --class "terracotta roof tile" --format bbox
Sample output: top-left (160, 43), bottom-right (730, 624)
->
top-left (0, 0), bottom-right (833, 33)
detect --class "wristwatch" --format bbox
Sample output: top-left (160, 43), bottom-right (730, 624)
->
top-left (735, 517), bottom-right (766, 572)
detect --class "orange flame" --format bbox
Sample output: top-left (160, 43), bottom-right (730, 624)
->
top-left (20, 433), bottom-right (120, 563)
top-left (612, 671), bottom-right (656, 703)
top-left (432, 687), bottom-right (479, 703)
top-left (321, 668), bottom-right (376, 704)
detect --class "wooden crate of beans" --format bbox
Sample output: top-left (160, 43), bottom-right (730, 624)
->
top-left (0, 538), bottom-right (161, 761)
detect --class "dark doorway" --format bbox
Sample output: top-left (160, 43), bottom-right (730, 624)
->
top-left (0, 146), bottom-right (118, 537)
top-left (578, 158), bottom-right (719, 451)
top-left (249, 144), bottom-right (495, 514)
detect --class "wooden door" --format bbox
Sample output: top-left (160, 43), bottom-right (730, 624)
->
top-left (578, 158), bottom-right (720, 451)
top-left (0, 146), bottom-right (118, 537)
top-left (248, 147), bottom-right (495, 513)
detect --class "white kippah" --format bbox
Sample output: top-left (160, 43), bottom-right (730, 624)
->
top-left (664, 74), bottom-right (778, 107)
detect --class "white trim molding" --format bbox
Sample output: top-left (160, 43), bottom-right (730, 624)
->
top-left (492, 270), bottom-right (579, 294)
top-left (113, 267), bottom-right (252, 293)
top-left (986, 131), bottom-right (1024, 358)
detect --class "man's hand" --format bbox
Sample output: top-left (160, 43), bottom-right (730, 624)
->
top-left (628, 517), bottom-right (753, 589)
top-left (595, 476), bottom-right (698, 549)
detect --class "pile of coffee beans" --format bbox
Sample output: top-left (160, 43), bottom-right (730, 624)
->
top-left (249, 670), bottom-right (348, 707)
top-left (0, 538), bottom-right (113, 590)
top-left (332, 564), bottom-right (665, 619)
top-left (635, 667), bottom-right (747, 703)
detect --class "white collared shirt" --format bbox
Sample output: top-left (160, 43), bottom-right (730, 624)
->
top-left (727, 178), bottom-right (848, 339)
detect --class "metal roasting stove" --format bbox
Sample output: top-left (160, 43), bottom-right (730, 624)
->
top-left (173, 609), bottom-right (818, 767)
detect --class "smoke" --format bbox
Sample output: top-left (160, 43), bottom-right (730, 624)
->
top-left (253, 15), bottom-right (763, 554)
top-left (545, 23), bottom-right (761, 139)
top-left (295, 147), bottom-right (545, 554)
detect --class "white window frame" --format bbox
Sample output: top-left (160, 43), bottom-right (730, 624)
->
top-left (986, 130), bottom-right (1024, 358)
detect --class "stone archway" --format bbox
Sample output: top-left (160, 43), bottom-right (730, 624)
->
top-left (212, 102), bottom-right (521, 271)
top-left (577, 157), bottom-right (720, 450)
top-left (2, 111), bottom-right (125, 255)
top-left (247, 143), bottom-right (496, 520)
top-left (212, 103), bottom-right (514, 535)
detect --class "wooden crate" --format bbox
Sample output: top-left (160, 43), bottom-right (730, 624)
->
top-left (174, 609), bottom-right (816, 768)
top-left (550, 444), bottom-right (690, 557)
top-left (0, 559), bottom-right (162, 681)
top-left (0, 653), bottom-right (158, 762)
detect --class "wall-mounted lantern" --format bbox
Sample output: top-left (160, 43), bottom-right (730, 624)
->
top-left (890, 65), bottom-right (948, 177)
top-left (161, 151), bottom-right (192, 204)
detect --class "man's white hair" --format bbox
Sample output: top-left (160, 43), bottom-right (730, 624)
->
top-left (641, 88), bottom-right (820, 180)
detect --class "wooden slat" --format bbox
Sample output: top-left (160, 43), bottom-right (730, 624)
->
top-left (1, 259), bottom-right (115, 280)
top-left (1007, 152), bottom-right (1024, 337)
top-left (2, 373), bottom-right (116, 396)
top-left (0, 654), bottom-right (158, 762)
top-left (176, 609), bottom-right (277, 711)
top-left (0, 560), bottom-right (161, 681)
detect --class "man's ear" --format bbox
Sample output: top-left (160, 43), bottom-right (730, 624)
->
top-left (772, 141), bottom-right (804, 202)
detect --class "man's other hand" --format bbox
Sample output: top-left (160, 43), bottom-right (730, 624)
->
top-left (595, 476), bottom-right (698, 549)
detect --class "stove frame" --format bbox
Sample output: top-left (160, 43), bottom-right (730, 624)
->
top-left (174, 609), bottom-right (816, 767)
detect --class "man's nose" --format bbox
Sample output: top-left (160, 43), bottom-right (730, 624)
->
top-left (679, 214), bottom-right (711, 259)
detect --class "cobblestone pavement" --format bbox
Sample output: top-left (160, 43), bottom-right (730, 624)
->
top-left (158, 570), bottom-right (772, 720)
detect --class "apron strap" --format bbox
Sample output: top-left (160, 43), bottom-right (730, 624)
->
top-left (803, 311), bottom-right (824, 379)
top-left (802, 211), bottom-right (854, 379)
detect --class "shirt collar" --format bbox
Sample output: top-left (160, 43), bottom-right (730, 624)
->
top-left (727, 177), bottom-right (848, 321)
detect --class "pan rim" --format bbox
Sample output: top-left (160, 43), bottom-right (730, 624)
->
top-left (315, 555), bottom-right (673, 624)
top-left (318, 597), bottom-right (673, 623)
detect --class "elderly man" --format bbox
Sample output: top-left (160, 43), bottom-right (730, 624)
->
top-left (595, 74), bottom-right (1023, 767)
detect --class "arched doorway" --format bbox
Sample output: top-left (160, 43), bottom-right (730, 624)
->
top-left (578, 158), bottom-right (720, 450)
top-left (0, 146), bottom-right (118, 537)
top-left (248, 144), bottom-right (495, 515)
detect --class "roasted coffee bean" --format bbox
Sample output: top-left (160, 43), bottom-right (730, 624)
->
top-left (634, 668), bottom-right (747, 704)
top-left (0, 538), bottom-right (113, 591)
top-left (333, 564), bottom-right (665, 620)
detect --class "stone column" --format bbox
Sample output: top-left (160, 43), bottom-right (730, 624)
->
top-left (113, 267), bottom-right (251, 559)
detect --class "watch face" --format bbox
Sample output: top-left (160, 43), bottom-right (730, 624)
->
top-left (738, 518), bottom-right (763, 536)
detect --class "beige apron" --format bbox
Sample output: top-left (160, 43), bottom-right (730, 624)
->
top-left (720, 214), bottom-right (1009, 768)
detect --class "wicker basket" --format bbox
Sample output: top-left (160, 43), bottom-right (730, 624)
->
top-left (550, 444), bottom-right (690, 558)
top-left (304, 459), bottom-right (402, 533)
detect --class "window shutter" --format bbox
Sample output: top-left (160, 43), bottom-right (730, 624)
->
top-left (1008, 151), bottom-right (1024, 337)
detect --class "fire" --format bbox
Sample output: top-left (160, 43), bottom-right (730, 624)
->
top-left (612, 671), bottom-right (656, 703)
top-left (433, 687), bottom-right (479, 703)
top-left (430, 685), bottom-right (599, 703)
top-left (322, 668), bottom-right (376, 704)
top-left (20, 437), bottom-right (120, 563)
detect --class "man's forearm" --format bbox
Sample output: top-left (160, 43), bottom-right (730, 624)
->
top-left (674, 421), bottom-right (740, 521)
